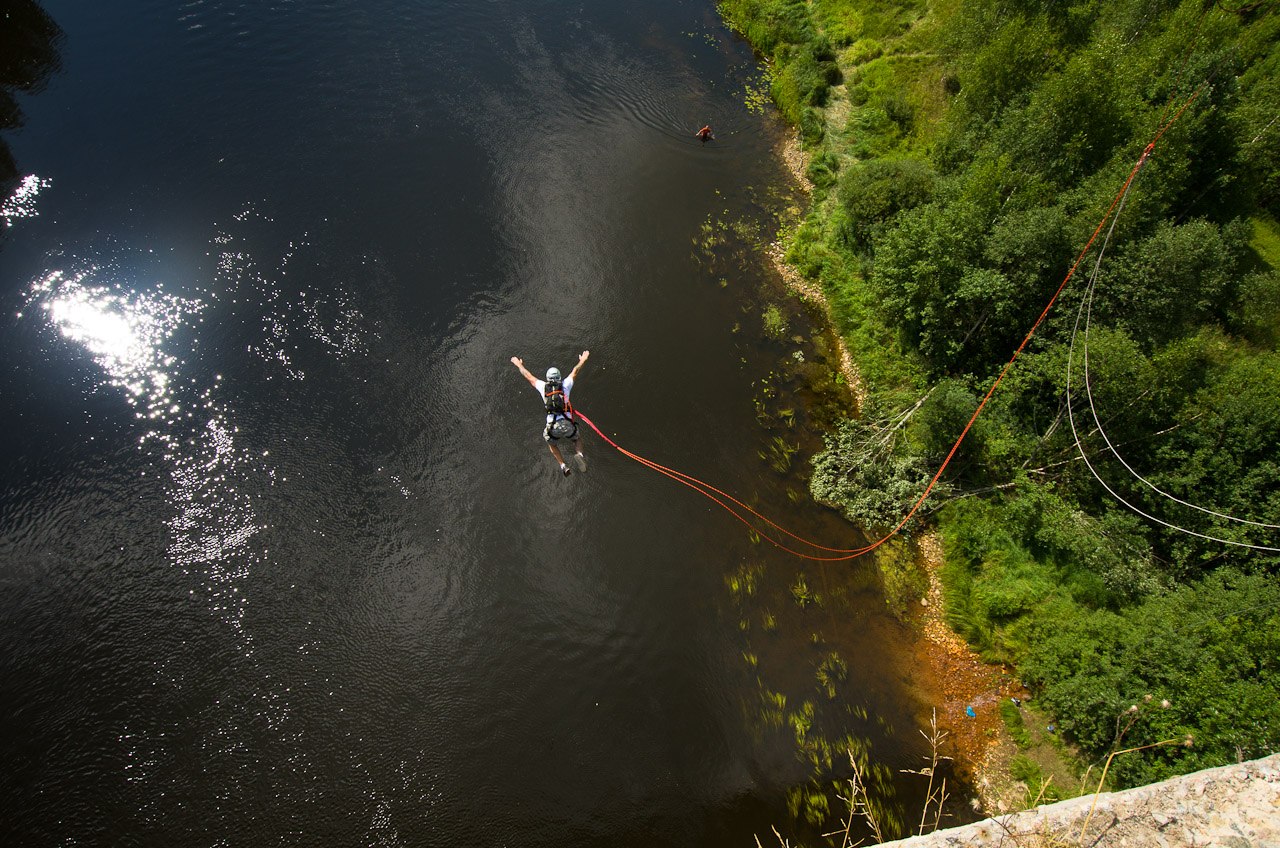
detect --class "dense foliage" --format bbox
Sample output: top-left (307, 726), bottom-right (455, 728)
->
top-left (721, 0), bottom-right (1280, 791)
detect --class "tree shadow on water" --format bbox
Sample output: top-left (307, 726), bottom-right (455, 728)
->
top-left (0, 0), bottom-right (63, 191)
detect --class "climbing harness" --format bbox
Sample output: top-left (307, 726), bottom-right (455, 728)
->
top-left (544, 379), bottom-right (569, 415)
top-left (543, 378), bottom-right (579, 441)
top-left (546, 415), bottom-right (578, 441)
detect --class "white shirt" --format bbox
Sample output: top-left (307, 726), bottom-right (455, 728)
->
top-left (533, 376), bottom-right (574, 423)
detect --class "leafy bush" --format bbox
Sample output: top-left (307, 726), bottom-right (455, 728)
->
top-left (806, 149), bottom-right (841, 190)
top-left (1021, 570), bottom-right (1280, 787)
top-left (718, 0), bottom-right (811, 56)
top-left (937, 484), bottom-right (1160, 661)
top-left (1232, 268), bottom-right (1280, 347)
top-left (837, 158), bottom-right (937, 251)
top-left (869, 200), bottom-right (990, 372)
top-left (1094, 219), bottom-right (1247, 347)
top-left (810, 417), bottom-right (939, 534)
top-left (772, 47), bottom-right (837, 124)
top-left (906, 379), bottom-right (986, 472)
top-left (1144, 350), bottom-right (1280, 570)
top-left (950, 13), bottom-right (1060, 123)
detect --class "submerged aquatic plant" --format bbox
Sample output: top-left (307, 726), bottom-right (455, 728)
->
top-left (741, 67), bottom-right (775, 114)
top-left (791, 573), bottom-right (821, 607)
top-left (789, 700), bottom-right (816, 744)
top-left (726, 561), bottom-right (765, 602)
top-left (761, 435), bottom-right (800, 473)
top-left (816, 652), bottom-right (848, 700)
top-left (761, 689), bottom-right (788, 729)
top-left (763, 303), bottom-right (789, 339)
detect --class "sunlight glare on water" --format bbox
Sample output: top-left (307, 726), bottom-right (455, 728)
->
top-left (23, 258), bottom-right (299, 744)
top-left (0, 0), bottom-right (952, 843)
top-left (25, 265), bottom-right (257, 593)
top-left (2, 174), bottom-right (53, 228)
top-left (33, 270), bottom-right (197, 419)
top-left (16, 205), bottom-right (391, 808)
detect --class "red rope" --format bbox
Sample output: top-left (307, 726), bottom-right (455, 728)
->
top-left (575, 410), bottom-right (876, 560)
top-left (572, 88), bottom-right (1206, 562)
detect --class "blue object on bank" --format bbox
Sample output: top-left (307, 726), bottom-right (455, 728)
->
top-left (965, 705), bottom-right (976, 718)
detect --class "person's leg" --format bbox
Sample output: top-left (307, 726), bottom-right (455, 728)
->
top-left (545, 439), bottom-right (571, 475)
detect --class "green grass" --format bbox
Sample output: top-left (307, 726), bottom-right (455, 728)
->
top-left (1000, 698), bottom-right (1034, 748)
top-left (1005, 701), bottom-right (1088, 803)
top-left (824, 267), bottom-right (927, 400)
top-left (812, 0), bottom-right (929, 43)
top-left (1250, 214), bottom-right (1280, 272)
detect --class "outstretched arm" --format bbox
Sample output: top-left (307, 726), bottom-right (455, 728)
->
top-left (568, 350), bottom-right (590, 382)
top-left (510, 356), bottom-right (539, 388)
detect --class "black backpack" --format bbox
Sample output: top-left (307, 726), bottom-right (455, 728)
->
top-left (544, 379), bottom-right (569, 416)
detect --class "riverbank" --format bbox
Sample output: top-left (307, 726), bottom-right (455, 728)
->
top-left (725, 0), bottom-right (1280, 831)
top-left (910, 532), bottom-right (1020, 811)
top-left (760, 96), bottom-right (1024, 825)
top-left (765, 130), bottom-right (868, 411)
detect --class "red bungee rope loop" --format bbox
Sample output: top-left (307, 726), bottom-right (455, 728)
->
top-left (574, 410), bottom-right (876, 561)
top-left (572, 87), bottom-right (1207, 563)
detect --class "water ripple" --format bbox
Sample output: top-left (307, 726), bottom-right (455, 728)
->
top-left (17, 210), bottom-right (376, 819)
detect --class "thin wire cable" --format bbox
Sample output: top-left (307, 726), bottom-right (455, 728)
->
top-left (1068, 337), bottom-right (1280, 551)
top-left (1156, 4), bottom-right (1212, 130)
top-left (1077, 184), bottom-right (1280, 531)
top-left (1065, 175), bottom-right (1280, 552)
top-left (569, 88), bottom-right (1215, 561)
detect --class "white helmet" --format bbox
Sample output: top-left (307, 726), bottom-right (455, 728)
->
top-left (545, 367), bottom-right (562, 382)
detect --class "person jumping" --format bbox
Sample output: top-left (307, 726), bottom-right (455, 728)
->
top-left (510, 350), bottom-right (589, 477)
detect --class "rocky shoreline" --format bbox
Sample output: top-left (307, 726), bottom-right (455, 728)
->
top-left (911, 532), bottom-right (1024, 813)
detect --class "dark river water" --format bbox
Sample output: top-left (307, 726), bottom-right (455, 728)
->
top-left (0, 1), bottom-right (963, 845)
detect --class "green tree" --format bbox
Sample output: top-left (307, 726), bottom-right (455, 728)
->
top-left (1022, 570), bottom-right (1280, 787)
top-left (870, 201), bottom-right (991, 372)
top-left (837, 158), bottom-right (937, 251)
top-left (1146, 351), bottom-right (1280, 570)
top-left (949, 12), bottom-right (1060, 124)
top-left (1094, 219), bottom-right (1245, 348)
top-left (810, 417), bottom-right (938, 534)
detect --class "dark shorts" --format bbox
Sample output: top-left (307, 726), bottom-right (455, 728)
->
top-left (544, 417), bottom-right (578, 442)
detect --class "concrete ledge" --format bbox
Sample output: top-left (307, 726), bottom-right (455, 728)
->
top-left (879, 753), bottom-right (1280, 847)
